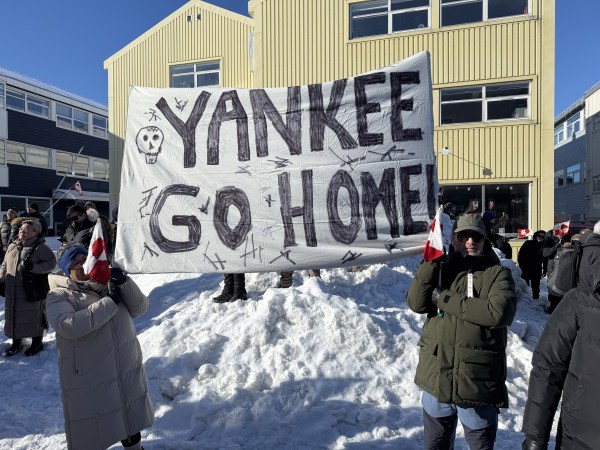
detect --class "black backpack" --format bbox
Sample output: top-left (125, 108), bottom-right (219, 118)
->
top-left (547, 240), bottom-right (584, 296)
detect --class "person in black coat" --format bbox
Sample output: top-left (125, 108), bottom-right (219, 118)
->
top-left (25, 203), bottom-right (48, 236)
top-left (518, 230), bottom-right (546, 299)
top-left (577, 220), bottom-right (600, 289)
top-left (521, 272), bottom-right (600, 450)
top-left (541, 231), bottom-right (563, 313)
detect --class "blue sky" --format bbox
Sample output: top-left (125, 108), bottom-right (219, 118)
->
top-left (0, 0), bottom-right (597, 115)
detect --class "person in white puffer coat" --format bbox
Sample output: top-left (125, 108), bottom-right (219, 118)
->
top-left (46, 246), bottom-right (154, 450)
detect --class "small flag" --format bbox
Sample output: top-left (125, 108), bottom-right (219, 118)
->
top-left (553, 221), bottom-right (570, 236)
top-left (70, 181), bottom-right (83, 196)
top-left (83, 219), bottom-right (110, 285)
top-left (423, 206), bottom-right (445, 262)
top-left (517, 229), bottom-right (532, 239)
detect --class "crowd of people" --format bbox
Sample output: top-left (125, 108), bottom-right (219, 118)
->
top-left (1, 201), bottom-right (599, 449)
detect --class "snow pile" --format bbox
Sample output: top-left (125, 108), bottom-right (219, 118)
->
top-left (0, 237), bottom-right (555, 449)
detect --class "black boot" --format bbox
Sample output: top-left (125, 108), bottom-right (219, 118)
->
top-left (3, 338), bottom-right (22, 357)
top-left (231, 273), bottom-right (247, 300)
top-left (213, 274), bottom-right (235, 303)
top-left (25, 336), bottom-right (44, 356)
top-left (277, 271), bottom-right (293, 288)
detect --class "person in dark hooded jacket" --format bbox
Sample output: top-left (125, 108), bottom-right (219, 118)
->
top-left (577, 220), bottom-right (600, 289)
top-left (522, 271), bottom-right (600, 450)
top-left (518, 230), bottom-right (546, 299)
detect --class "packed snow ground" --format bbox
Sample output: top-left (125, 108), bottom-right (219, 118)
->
top-left (0, 233), bottom-right (556, 449)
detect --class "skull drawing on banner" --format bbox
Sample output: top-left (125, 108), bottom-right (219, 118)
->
top-left (136, 126), bottom-right (164, 164)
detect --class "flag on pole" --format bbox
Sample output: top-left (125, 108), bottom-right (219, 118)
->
top-left (83, 219), bottom-right (110, 285)
top-left (553, 221), bottom-right (570, 236)
top-left (70, 181), bottom-right (83, 196)
top-left (423, 206), bottom-right (445, 262)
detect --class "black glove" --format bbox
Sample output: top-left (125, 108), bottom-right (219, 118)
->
top-left (18, 259), bottom-right (33, 272)
top-left (108, 286), bottom-right (122, 305)
top-left (109, 267), bottom-right (127, 286)
top-left (431, 287), bottom-right (443, 306)
top-left (522, 436), bottom-right (547, 450)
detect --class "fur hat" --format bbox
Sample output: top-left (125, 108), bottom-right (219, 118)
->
top-left (59, 246), bottom-right (88, 276)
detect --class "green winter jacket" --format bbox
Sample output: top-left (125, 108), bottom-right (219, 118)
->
top-left (407, 249), bottom-right (517, 408)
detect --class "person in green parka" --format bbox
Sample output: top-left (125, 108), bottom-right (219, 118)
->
top-left (407, 214), bottom-right (517, 450)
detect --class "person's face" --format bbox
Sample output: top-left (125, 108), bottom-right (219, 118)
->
top-left (69, 253), bottom-right (89, 281)
top-left (536, 234), bottom-right (546, 243)
top-left (67, 211), bottom-right (85, 225)
top-left (18, 224), bottom-right (38, 240)
top-left (452, 230), bottom-right (485, 257)
top-left (26, 206), bottom-right (36, 214)
top-left (6, 210), bottom-right (16, 220)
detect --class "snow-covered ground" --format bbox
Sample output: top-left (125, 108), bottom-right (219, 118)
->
top-left (0, 235), bottom-right (556, 449)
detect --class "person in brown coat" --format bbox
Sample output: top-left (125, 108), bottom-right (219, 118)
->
top-left (46, 247), bottom-right (154, 450)
top-left (1, 219), bottom-right (56, 356)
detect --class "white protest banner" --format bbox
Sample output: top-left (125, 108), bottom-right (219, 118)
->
top-left (115, 51), bottom-right (437, 273)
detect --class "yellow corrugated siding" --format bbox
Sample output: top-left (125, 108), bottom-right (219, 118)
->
top-left (105, 1), bottom-right (253, 201)
top-left (248, 0), bottom-right (554, 230)
top-left (107, 0), bottom-right (554, 230)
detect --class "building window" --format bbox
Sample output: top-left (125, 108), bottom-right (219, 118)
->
top-left (5, 88), bottom-right (50, 118)
top-left (92, 115), bottom-right (108, 138)
top-left (93, 159), bottom-right (109, 180)
top-left (27, 95), bottom-right (50, 118)
top-left (56, 151), bottom-right (108, 180)
top-left (6, 88), bottom-right (26, 111)
top-left (566, 111), bottom-right (582, 138)
top-left (554, 169), bottom-right (564, 188)
top-left (0, 83), bottom-right (5, 109)
top-left (442, 183), bottom-right (529, 237)
top-left (554, 126), bottom-right (565, 145)
top-left (56, 103), bottom-right (89, 133)
top-left (170, 61), bottom-right (221, 88)
top-left (440, 82), bottom-right (529, 125)
top-left (566, 164), bottom-right (581, 185)
top-left (0, 140), bottom-right (5, 165)
top-left (5, 141), bottom-right (51, 168)
top-left (441, 0), bottom-right (529, 27)
top-left (349, 0), bottom-right (430, 39)
top-left (593, 176), bottom-right (600, 193)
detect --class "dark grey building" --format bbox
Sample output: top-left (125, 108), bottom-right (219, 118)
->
top-left (0, 67), bottom-right (109, 236)
top-left (554, 81), bottom-right (600, 223)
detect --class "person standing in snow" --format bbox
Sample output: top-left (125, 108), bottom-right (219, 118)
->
top-left (1, 219), bottom-right (55, 356)
top-left (213, 272), bottom-right (248, 303)
top-left (407, 214), bottom-right (517, 449)
top-left (517, 230), bottom-right (546, 299)
top-left (576, 219), bottom-right (600, 289)
top-left (46, 247), bottom-right (154, 450)
top-left (521, 271), bottom-right (600, 450)
top-left (0, 208), bottom-right (19, 261)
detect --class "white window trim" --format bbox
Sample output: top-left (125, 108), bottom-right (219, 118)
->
top-left (4, 139), bottom-right (52, 169)
top-left (170, 60), bottom-right (221, 88)
top-left (440, 82), bottom-right (530, 125)
top-left (350, 0), bottom-right (431, 39)
top-left (5, 87), bottom-right (50, 118)
top-left (441, 0), bottom-right (530, 26)
top-left (554, 110), bottom-right (585, 146)
top-left (56, 103), bottom-right (91, 134)
top-left (0, 82), bottom-right (5, 109)
top-left (55, 149), bottom-right (109, 181)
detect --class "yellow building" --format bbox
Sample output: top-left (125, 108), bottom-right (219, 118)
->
top-left (105, 0), bottom-right (555, 237)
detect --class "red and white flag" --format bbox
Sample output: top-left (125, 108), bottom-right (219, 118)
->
top-left (423, 206), bottom-right (445, 262)
top-left (553, 221), bottom-right (570, 236)
top-left (70, 181), bottom-right (83, 196)
top-left (83, 219), bottom-right (110, 285)
top-left (517, 229), bottom-right (532, 239)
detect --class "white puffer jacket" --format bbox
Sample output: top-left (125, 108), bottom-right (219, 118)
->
top-left (46, 274), bottom-right (154, 450)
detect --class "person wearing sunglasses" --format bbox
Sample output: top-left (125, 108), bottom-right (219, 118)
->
top-left (60, 204), bottom-right (96, 248)
top-left (407, 214), bottom-right (517, 449)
